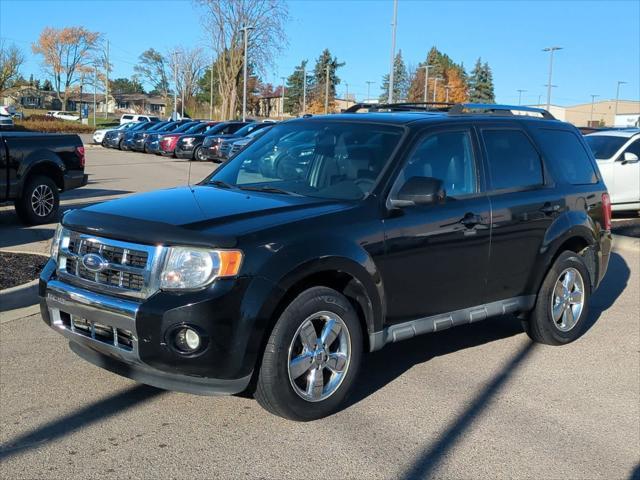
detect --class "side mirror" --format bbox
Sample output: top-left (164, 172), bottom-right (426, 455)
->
top-left (622, 151), bottom-right (639, 164)
top-left (391, 176), bottom-right (445, 207)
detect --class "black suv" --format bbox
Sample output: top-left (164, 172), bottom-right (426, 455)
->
top-left (39, 104), bottom-right (612, 421)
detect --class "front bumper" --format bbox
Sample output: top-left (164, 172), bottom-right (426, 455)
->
top-left (130, 138), bottom-right (146, 151)
top-left (174, 146), bottom-right (194, 159)
top-left (39, 264), bottom-right (257, 395)
top-left (203, 145), bottom-right (221, 161)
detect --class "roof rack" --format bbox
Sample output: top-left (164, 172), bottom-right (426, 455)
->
top-left (343, 102), bottom-right (556, 120)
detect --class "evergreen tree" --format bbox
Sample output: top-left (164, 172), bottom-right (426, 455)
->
top-left (284, 60), bottom-right (311, 115)
top-left (468, 58), bottom-right (495, 103)
top-left (42, 79), bottom-right (53, 91)
top-left (308, 49), bottom-right (344, 113)
top-left (380, 50), bottom-right (409, 102)
top-left (407, 46), bottom-right (469, 103)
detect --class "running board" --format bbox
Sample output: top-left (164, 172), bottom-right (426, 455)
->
top-left (369, 295), bottom-right (536, 351)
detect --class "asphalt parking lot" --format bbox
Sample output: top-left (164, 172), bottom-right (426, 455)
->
top-left (1, 147), bottom-right (639, 479)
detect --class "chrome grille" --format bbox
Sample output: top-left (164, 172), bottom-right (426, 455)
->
top-left (230, 143), bottom-right (243, 156)
top-left (57, 230), bottom-right (163, 299)
top-left (57, 311), bottom-right (134, 351)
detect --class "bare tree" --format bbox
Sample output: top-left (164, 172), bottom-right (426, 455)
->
top-left (169, 46), bottom-right (205, 113)
top-left (196, 0), bottom-right (288, 119)
top-left (134, 48), bottom-right (170, 99)
top-left (0, 41), bottom-right (25, 93)
top-left (31, 26), bottom-right (101, 108)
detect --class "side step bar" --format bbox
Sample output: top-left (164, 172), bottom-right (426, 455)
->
top-left (369, 295), bottom-right (536, 351)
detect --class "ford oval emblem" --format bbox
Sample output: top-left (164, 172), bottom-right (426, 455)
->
top-left (82, 253), bottom-right (108, 272)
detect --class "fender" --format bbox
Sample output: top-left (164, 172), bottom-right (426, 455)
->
top-left (17, 149), bottom-right (65, 196)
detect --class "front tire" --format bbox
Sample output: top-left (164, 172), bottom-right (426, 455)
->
top-left (255, 286), bottom-right (363, 421)
top-left (194, 146), bottom-right (205, 161)
top-left (14, 175), bottom-right (59, 225)
top-left (523, 251), bottom-right (591, 345)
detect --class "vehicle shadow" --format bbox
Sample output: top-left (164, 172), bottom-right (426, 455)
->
top-left (0, 384), bottom-right (164, 462)
top-left (583, 252), bottom-right (630, 332)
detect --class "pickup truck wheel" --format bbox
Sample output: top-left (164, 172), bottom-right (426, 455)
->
top-left (524, 251), bottom-right (591, 345)
top-left (14, 175), bottom-right (59, 225)
top-left (255, 286), bottom-right (363, 421)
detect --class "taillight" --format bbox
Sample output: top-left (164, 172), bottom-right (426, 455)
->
top-left (602, 192), bottom-right (612, 230)
top-left (76, 146), bottom-right (85, 167)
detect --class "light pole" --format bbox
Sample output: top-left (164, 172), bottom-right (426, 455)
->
top-left (241, 25), bottom-right (254, 122)
top-left (543, 46), bottom-right (562, 110)
top-left (590, 94), bottom-right (599, 125)
top-left (345, 82), bottom-right (349, 107)
top-left (173, 51), bottom-right (178, 120)
top-left (444, 85), bottom-right (451, 103)
top-left (422, 65), bottom-right (432, 103)
top-left (433, 77), bottom-right (442, 102)
top-left (365, 81), bottom-right (374, 102)
top-left (517, 89), bottom-right (527, 105)
top-left (209, 56), bottom-right (214, 120)
top-left (387, 0), bottom-right (398, 104)
top-left (538, 94), bottom-right (542, 106)
top-left (93, 66), bottom-right (97, 127)
top-left (614, 80), bottom-right (627, 119)
top-left (280, 76), bottom-right (286, 120)
top-left (296, 66), bottom-right (308, 115)
top-left (324, 65), bottom-right (330, 114)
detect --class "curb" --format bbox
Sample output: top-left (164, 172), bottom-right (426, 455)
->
top-left (612, 234), bottom-right (640, 254)
top-left (0, 250), bottom-right (48, 323)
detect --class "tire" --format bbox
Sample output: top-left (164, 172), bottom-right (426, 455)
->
top-left (523, 251), bottom-right (592, 345)
top-left (14, 175), bottom-right (59, 225)
top-left (118, 139), bottom-right (124, 150)
top-left (255, 286), bottom-right (363, 421)
top-left (194, 146), bottom-right (205, 161)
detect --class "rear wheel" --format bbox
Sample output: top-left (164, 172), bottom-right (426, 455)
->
top-left (523, 251), bottom-right (591, 345)
top-left (255, 286), bottom-right (363, 421)
top-left (118, 138), bottom-right (124, 150)
top-left (14, 175), bottom-right (59, 225)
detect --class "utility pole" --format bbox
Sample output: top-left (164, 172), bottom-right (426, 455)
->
top-left (345, 82), bottom-right (349, 107)
top-left (241, 25), bottom-right (254, 122)
top-left (173, 51), bottom-right (178, 120)
top-left (590, 94), bottom-right (599, 125)
top-left (302, 68), bottom-right (307, 115)
top-left (280, 76), bottom-right (286, 120)
top-left (543, 46), bottom-right (562, 110)
top-left (423, 65), bottom-right (432, 103)
top-left (614, 80), bottom-right (627, 119)
top-left (387, 0), bottom-right (398, 104)
top-left (444, 85), bottom-right (451, 103)
top-left (105, 40), bottom-right (109, 119)
top-left (517, 89), bottom-right (527, 105)
top-left (324, 65), bottom-right (329, 114)
top-left (433, 77), bottom-right (442, 102)
top-left (538, 94), bottom-right (542, 105)
top-left (365, 81), bottom-right (374, 102)
top-left (93, 66), bottom-right (97, 127)
top-left (209, 56), bottom-right (214, 120)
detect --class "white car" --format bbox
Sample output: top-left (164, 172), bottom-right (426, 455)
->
top-left (92, 122), bottom-right (137, 144)
top-left (120, 114), bottom-right (160, 125)
top-left (51, 111), bottom-right (80, 121)
top-left (585, 129), bottom-right (640, 211)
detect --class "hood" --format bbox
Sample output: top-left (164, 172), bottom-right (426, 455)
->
top-left (62, 185), bottom-right (352, 248)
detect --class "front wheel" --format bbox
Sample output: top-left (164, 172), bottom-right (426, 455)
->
top-left (194, 146), bottom-right (206, 161)
top-left (523, 251), bottom-right (592, 345)
top-left (255, 286), bottom-right (363, 421)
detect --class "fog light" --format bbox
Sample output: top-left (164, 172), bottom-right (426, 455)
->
top-left (174, 327), bottom-right (201, 353)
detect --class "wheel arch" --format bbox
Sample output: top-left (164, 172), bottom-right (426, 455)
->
top-left (18, 152), bottom-right (65, 195)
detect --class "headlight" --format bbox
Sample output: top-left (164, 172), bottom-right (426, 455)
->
top-left (160, 247), bottom-right (243, 290)
top-left (183, 137), bottom-right (194, 145)
top-left (50, 224), bottom-right (63, 260)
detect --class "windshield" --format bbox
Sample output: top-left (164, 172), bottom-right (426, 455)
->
top-left (205, 122), bottom-right (235, 136)
top-left (148, 121), bottom-right (170, 131)
top-left (585, 135), bottom-right (628, 159)
top-left (172, 121), bottom-right (199, 133)
top-left (209, 121), bottom-right (403, 200)
top-left (234, 123), bottom-right (264, 137)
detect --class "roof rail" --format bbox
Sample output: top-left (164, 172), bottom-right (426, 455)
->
top-left (448, 103), bottom-right (556, 119)
top-left (343, 101), bottom-right (556, 120)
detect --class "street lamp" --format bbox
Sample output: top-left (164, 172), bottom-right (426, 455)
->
top-left (387, 0), bottom-right (398, 104)
top-left (590, 94), bottom-right (599, 125)
top-left (280, 76), bottom-right (286, 120)
top-left (324, 66), bottom-right (330, 114)
top-left (296, 66), bottom-right (310, 115)
top-left (444, 85), bottom-right (451, 103)
top-left (240, 25), bottom-right (254, 122)
top-left (543, 46), bottom-right (562, 110)
top-left (423, 65), bottom-right (433, 103)
top-left (433, 77), bottom-right (443, 102)
top-left (517, 89), bottom-right (527, 105)
top-left (614, 80), bottom-right (627, 119)
top-left (365, 81), bottom-right (375, 102)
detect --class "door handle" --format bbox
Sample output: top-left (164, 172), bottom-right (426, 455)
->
top-left (460, 212), bottom-right (483, 228)
top-left (540, 202), bottom-right (560, 215)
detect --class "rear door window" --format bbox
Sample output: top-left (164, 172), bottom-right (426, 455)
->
top-left (482, 129), bottom-right (543, 191)
top-left (536, 129), bottom-right (598, 184)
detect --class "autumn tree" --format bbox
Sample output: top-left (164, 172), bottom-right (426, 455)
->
top-left (197, 0), bottom-right (288, 119)
top-left (0, 41), bottom-right (25, 93)
top-left (468, 58), bottom-right (495, 103)
top-left (31, 26), bottom-right (101, 107)
top-left (134, 48), bottom-right (170, 98)
top-left (380, 50), bottom-right (409, 102)
top-left (407, 47), bottom-right (469, 104)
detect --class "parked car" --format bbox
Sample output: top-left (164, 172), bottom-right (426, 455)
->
top-left (93, 122), bottom-right (137, 144)
top-left (121, 120), bottom-right (162, 150)
top-left (223, 125), bottom-right (274, 163)
top-left (0, 115), bottom-right (14, 130)
top-left (51, 111), bottom-right (81, 121)
top-left (172, 122), bottom-right (250, 160)
top-left (103, 122), bottom-right (145, 149)
top-left (585, 129), bottom-right (640, 211)
top-left (120, 114), bottom-right (160, 125)
top-left (158, 121), bottom-right (204, 157)
top-left (200, 121), bottom-right (253, 161)
top-left (127, 121), bottom-right (172, 152)
top-left (144, 121), bottom-right (189, 154)
top-left (1, 131), bottom-right (86, 224)
top-left (40, 103), bottom-right (612, 421)
top-left (216, 122), bottom-right (274, 161)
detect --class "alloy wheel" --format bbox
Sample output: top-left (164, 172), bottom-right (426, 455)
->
top-left (550, 267), bottom-right (585, 332)
top-left (30, 184), bottom-right (55, 217)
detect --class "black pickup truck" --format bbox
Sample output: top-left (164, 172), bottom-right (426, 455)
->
top-left (0, 132), bottom-right (87, 224)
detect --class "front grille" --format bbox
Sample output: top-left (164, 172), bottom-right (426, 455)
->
top-left (58, 230), bottom-right (160, 299)
top-left (58, 311), bottom-right (134, 351)
top-left (230, 143), bottom-right (243, 156)
top-left (219, 142), bottom-right (232, 156)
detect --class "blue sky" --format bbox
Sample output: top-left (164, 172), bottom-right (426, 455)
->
top-left (1, 0), bottom-right (638, 106)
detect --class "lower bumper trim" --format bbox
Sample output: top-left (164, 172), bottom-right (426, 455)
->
top-left (70, 341), bottom-right (252, 396)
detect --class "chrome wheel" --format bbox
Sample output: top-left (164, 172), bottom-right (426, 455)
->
top-left (30, 184), bottom-right (55, 217)
top-left (551, 267), bottom-right (585, 332)
top-left (287, 311), bottom-right (351, 402)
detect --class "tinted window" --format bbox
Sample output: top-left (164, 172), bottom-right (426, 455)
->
top-left (537, 129), bottom-right (597, 184)
top-left (396, 130), bottom-right (477, 198)
top-left (224, 123), bottom-right (247, 134)
top-left (625, 138), bottom-right (640, 157)
top-left (483, 130), bottom-right (543, 190)
top-left (584, 135), bottom-right (628, 159)
top-left (123, 115), bottom-right (133, 120)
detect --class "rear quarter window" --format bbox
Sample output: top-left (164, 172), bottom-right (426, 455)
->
top-left (536, 129), bottom-right (598, 184)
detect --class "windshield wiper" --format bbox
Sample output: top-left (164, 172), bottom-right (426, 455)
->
top-left (238, 185), bottom-right (295, 195)
top-left (209, 180), bottom-right (232, 189)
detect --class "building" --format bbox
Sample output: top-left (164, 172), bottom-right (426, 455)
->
top-left (531, 100), bottom-right (640, 127)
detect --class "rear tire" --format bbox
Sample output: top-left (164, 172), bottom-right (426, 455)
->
top-left (523, 251), bottom-right (591, 345)
top-left (14, 175), bottom-right (59, 225)
top-left (255, 286), bottom-right (363, 421)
